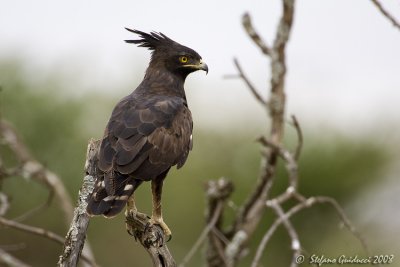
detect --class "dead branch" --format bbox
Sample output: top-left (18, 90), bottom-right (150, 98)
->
top-left (0, 248), bottom-right (31, 267)
top-left (125, 211), bottom-right (176, 267)
top-left (266, 200), bottom-right (301, 267)
top-left (258, 136), bottom-right (298, 189)
top-left (202, 178), bottom-right (233, 267)
top-left (232, 58), bottom-right (267, 106)
top-left (0, 215), bottom-right (96, 266)
top-left (0, 119), bottom-right (74, 222)
top-left (60, 139), bottom-right (176, 267)
top-left (0, 192), bottom-right (9, 216)
top-left (200, 1), bottom-right (371, 267)
top-left (370, 0), bottom-right (400, 30)
top-left (179, 178), bottom-right (234, 267)
top-left (226, 2), bottom-right (295, 264)
top-left (290, 115), bottom-right (303, 161)
top-left (312, 196), bottom-right (369, 254)
top-left (58, 139), bottom-right (99, 267)
top-left (242, 12), bottom-right (271, 56)
top-left (180, 204), bottom-right (223, 267)
top-left (251, 195), bottom-right (368, 267)
top-left (0, 216), bottom-right (64, 244)
top-left (0, 119), bottom-right (97, 266)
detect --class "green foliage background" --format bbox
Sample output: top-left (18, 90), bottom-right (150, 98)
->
top-left (0, 60), bottom-right (394, 267)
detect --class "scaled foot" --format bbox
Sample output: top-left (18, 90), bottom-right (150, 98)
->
top-left (149, 216), bottom-right (172, 238)
top-left (125, 209), bottom-right (149, 236)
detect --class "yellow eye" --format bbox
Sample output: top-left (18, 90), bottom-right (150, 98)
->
top-left (179, 56), bottom-right (188, 63)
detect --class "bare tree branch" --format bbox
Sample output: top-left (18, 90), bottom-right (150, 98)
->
top-left (12, 195), bottom-right (53, 222)
top-left (227, 3), bottom-right (296, 264)
top-left (0, 215), bottom-right (95, 266)
top-left (0, 248), bottom-right (31, 267)
top-left (312, 196), bottom-right (369, 254)
top-left (0, 216), bottom-right (65, 244)
top-left (232, 58), bottom-right (267, 106)
top-left (242, 12), bottom-right (272, 56)
top-left (58, 139), bottom-right (99, 267)
top-left (203, 178), bottom-right (233, 267)
top-left (290, 115), bottom-right (303, 161)
top-left (258, 136), bottom-right (298, 189)
top-left (60, 138), bottom-right (178, 267)
top-left (0, 243), bottom-right (26, 252)
top-left (125, 211), bottom-right (176, 267)
top-left (370, 0), bottom-right (400, 30)
top-left (251, 195), bottom-right (369, 267)
top-left (179, 201), bottom-right (223, 267)
top-left (201, 2), bottom-right (371, 267)
top-left (0, 119), bottom-right (74, 222)
top-left (267, 200), bottom-right (301, 267)
top-left (0, 192), bottom-right (9, 216)
top-left (0, 119), bottom-right (97, 266)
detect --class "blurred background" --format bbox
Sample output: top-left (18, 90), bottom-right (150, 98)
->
top-left (1, 0), bottom-right (400, 266)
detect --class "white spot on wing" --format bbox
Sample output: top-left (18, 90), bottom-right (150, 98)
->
top-left (103, 196), bottom-right (115, 202)
top-left (124, 184), bottom-right (133, 191)
top-left (116, 195), bottom-right (129, 201)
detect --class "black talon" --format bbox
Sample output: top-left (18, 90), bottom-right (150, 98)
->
top-left (126, 228), bottom-right (134, 236)
top-left (144, 221), bottom-right (151, 233)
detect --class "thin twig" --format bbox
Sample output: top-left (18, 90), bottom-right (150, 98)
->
top-left (258, 136), bottom-right (298, 189)
top-left (13, 190), bottom-right (54, 222)
top-left (0, 248), bottom-right (31, 267)
top-left (0, 192), bottom-right (9, 216)
top-left (242, 12), bottom-right (272, 55)
top-left (290, 115), bottom-right (303, 161)
top-left (0, 119), bottom-right (74, 222)
top-left (211, 228), bottom-right (230, 245)
top-left (232, 58), bottom-right (267, 106)
top-left (205, 178), bottom-right (233, 267)
top-left (0, 119), bottom-right (97, 266)
top-left (0, 243), bottom-right (26, 252)
top-left (251, 201), bottom-right (303, 267)
top-left (267, 200), bottom-right (301, 267)
top-left (0, 216), bottom-right (65, 244)
top-left (370, 0), bottom-right (400, 30)
top-left (251, 195), bottom-right (368, 267)
top-left (0, 215), bottom-right (95, 266)
top-left (179, 201), bottom-right (224, 267)
top-left (313, 196), bottom-right (369, 254)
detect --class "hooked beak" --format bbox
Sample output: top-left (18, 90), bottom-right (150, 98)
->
top-left (183, 60), bottom-right (208, 74)
top-left (198, 60), bottom-right (208, 74)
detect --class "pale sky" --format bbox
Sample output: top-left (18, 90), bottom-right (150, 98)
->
top-left (1, 0), bottom-right (400, 136)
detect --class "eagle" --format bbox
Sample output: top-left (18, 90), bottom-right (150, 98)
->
top-left (86, 28), bottom-right (208, 237)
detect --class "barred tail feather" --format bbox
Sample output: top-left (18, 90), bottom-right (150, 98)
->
top-left (86, 173), bottom-right (141, 217)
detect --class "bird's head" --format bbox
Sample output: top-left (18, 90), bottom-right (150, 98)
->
top-left (125, 28), bottom-right (208, 79)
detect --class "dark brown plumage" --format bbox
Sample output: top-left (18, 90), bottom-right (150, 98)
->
top-left (86, 28), bottom-right (207, 236)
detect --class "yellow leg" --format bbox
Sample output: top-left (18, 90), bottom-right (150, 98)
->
top-left (125, 194), bottom-right (148, 236)
top-left (125, 194), bottom-right (137, 216)
top-left (149, 178), bottom-right (171, 236)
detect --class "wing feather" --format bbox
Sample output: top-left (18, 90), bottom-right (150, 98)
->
top-left (98, 95), bottom-right (193, 180)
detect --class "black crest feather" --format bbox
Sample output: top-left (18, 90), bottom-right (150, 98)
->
top-left (125, 28), bottom-right (175, 50)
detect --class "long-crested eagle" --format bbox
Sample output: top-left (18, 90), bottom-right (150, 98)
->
top-left (86, 28), bottom-right (208, 236)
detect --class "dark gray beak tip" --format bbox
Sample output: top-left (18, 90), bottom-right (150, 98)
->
top-left (202, 63), bottom-right (209, 74)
